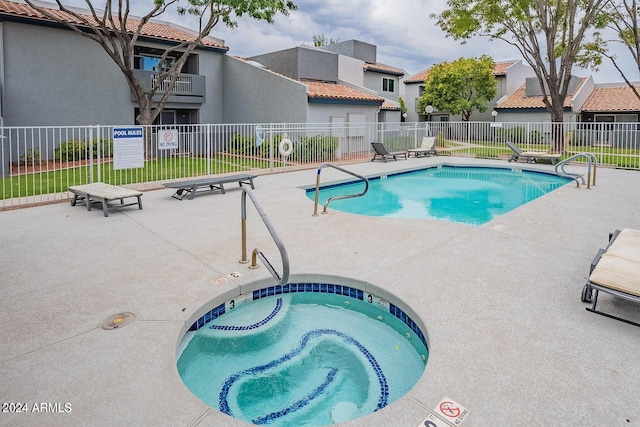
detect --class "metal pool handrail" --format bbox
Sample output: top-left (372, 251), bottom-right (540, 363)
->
top-left (312, 162), bottom-right (369, 216)
top-left (555, 152), bottom-right (598, 189)
top-left (240, 186), bottom-right (290, 285)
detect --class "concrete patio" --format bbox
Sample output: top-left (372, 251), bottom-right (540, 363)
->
top-left (1, 157), bottom-right (639, 427)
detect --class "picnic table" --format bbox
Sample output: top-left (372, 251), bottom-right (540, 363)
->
top-left (163, 173), bottom-right (256, 200)
top-left (68, 182), bottom-right (143, 217)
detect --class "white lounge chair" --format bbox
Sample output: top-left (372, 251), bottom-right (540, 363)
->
top-left (581, 228), bottom-right (640, 326)
top-left (505, 141), bottom-right (561, 165)
top-left (408, 136), bottom-right (438, 158)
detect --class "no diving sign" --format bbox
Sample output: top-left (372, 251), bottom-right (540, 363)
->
top-left (434, 397), bottom-right (470, 425)
top-left (158, 129), bottom-right (179, 150)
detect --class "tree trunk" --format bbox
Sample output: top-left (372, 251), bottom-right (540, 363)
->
top-left (549, 100), bottom-right (566, 153)
top-left (136, 103), bottom-right (154, 159)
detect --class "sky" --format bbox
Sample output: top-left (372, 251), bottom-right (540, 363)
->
top-left (62, 0), bottom-right (639, 84)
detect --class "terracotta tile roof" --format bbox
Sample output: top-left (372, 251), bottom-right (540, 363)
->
top-left (493, 61), bottom-right (517, 76)
top-left (305, 81), bottom-right (384, 104)
top-left (363, 62), bottom-right (404, 76)
top-left (403, 69), bottom-right (429, 84)
top-left (497, 78), bottom-right (586, 109)
top-left (0, 0), bottom-right (227, 50)
top-left (381, 100), bottom-right (401, 110)
top-left (581, 86), bottom-right (640, 112)
top-left (403, 60), bottom-right (518, 84)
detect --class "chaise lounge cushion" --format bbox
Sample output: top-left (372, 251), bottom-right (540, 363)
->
top-left (589, 254), bottom-right (640, 296)
top-left (604, 228), bottom-right (640, 263)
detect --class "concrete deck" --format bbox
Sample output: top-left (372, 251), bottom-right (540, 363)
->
top-left (1, 157), bottom-right (639, 426)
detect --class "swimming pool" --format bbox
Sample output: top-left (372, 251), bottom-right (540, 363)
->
top-left (177, 282), bottom-right (428, 426)
top-left (308, 166), bottom-right (571, 225)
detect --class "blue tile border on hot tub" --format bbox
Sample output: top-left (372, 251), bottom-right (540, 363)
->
top-left (251, 283), bottom-right (364, 301)
top-left (187, 283), bottom-right (428, 351)
top-left (188, 302), bottom-right (225, 331)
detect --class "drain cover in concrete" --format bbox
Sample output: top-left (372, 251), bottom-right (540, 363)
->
top-left (100, 312), bottom-right (136, 330)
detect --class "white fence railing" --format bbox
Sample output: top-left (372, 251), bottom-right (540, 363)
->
top-left (151, 74), bottom-right (192, 93)
top-left (1, 121), bottom-right (638, 208)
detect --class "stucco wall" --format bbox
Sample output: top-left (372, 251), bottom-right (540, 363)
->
top-left (248, 46), bottom-right (338, 82)
top-left (338, 56), bottom-right (364, 86)
top-left (297, 48), bottom-right (337, 82)
top-left (306, 103), bottom-right (379, 124)
top-left (320, 40), bottom-right (376, 64)
top-left (364, 71), bottom-right (399, 102)
top-left (2, 22), bottom-right (133, 126)
top-left (1, 22), bottom-right (225, 126)
top-left (195, 46), bottom-right (224, 124)
top-left (402, 82), bottom-right (421, 122)
top-left (222, 56), bottom-right (308, 123)
top-left (248, 48), bottom-right (300, 80)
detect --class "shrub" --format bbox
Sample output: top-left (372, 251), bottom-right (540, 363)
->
top-left (494, 128), bottom-right (510, 142)
top-left (227, 133), bottom-right (270, 157)
top-left (509, 127), bottom-right (526, 143)
top-left (494, 127), bottom-right (528, 144)
top-left (55, 140), bottom-right (86, 161)
top-left (19, 148), bottom-right (41, 166)
top-left (93, 138), bottom-right (113, 157)
top-left (529, 130), bottom-right (542, 144)
top-left (55, 138), bottom-right (114, 161)
top-left (290, 135), bottom-right (338, 162)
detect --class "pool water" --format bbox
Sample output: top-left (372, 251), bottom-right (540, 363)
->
top-left (177, 291), bottom-right (428, 426)
top-left (308, 166), bottom-right (570, 225)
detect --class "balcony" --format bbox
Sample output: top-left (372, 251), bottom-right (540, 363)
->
top-left (132, 70), bottom-right (206, 103)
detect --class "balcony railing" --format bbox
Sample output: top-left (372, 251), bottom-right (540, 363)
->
top-left (151, 74), bottom-right (192, 93)
top-left (132, 70), bottom-right (205, 102)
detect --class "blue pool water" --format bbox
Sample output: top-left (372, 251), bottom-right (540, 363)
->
top-left (307, 166), bottom-right (570, 225)
top-left (177, 286), bottom-right (428, 426)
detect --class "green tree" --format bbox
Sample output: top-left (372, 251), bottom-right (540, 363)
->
top-left (313, 34), bottom-right (338, 46)
top-left (586, 0), bottom-right (640, 100)
top-left (432, 0), bottom-right (608, 147)
top-left (399, 96), bottom-right (407, 120)
top-left (23, 0), bottom-right (297, 126)
top-left (417, 56), bottom-right (497, 121)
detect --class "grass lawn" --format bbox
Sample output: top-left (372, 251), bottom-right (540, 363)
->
top-left (1, 156), bottom-right (275, 199)
top-left (445, 140), bottom-right (640, 168)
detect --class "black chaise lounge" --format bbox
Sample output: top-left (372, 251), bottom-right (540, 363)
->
top-left (371, 142), bottom-right (407, 162)
top-left (581, 228), bottom-right (640, 327)
top-left (163, 173), bottom-right (256, 200)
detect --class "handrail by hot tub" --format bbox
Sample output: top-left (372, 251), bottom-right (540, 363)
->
top-left (554, 152), bottom-right (598, 189)
top-left (312, 162), bottom-right (369, 216)
top-left (240, 186), bottom-right (290, 285)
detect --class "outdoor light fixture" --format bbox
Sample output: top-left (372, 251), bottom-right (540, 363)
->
top-left (425, 105), bottom-right (434, 121)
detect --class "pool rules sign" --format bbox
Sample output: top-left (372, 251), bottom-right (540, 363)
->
top-left (113, 127), bottom-right (144, 170)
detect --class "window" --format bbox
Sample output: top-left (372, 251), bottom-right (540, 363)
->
top-left (134, 46), bottom-right (178, 72)
top-left (382, 78), bottom-right (395, 92)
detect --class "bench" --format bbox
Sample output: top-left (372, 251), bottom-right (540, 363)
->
top-left (68, 182), bottom-right (143, 217)
top-left (581, 228), bottom-right (640, 326)
top-left (163, 173), bottom-right (256, 200)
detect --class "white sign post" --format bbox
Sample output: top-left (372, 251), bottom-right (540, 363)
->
top-left (113, 127), bottom-right (144, 170)
top-left (158, 129), bottom-right (179, 150)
